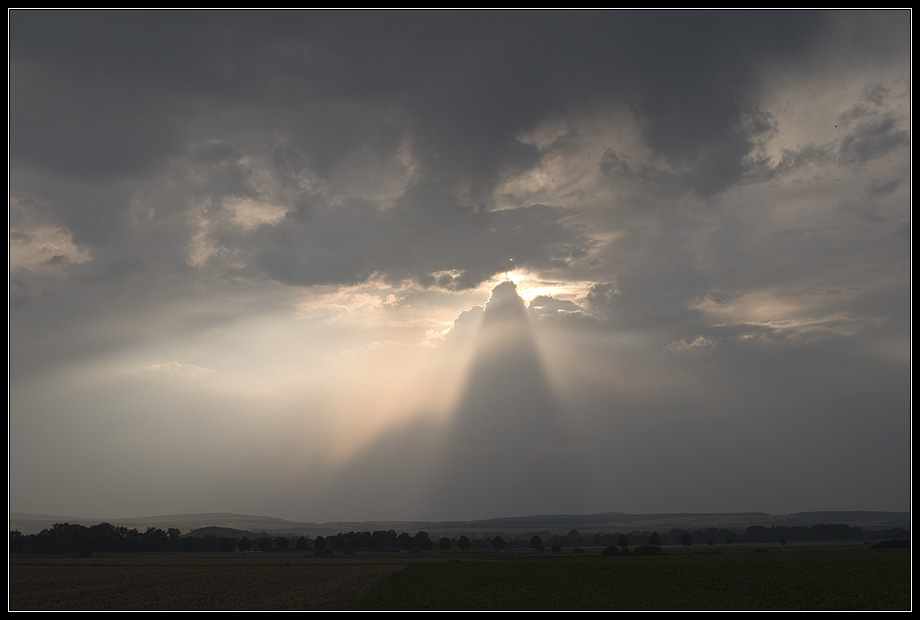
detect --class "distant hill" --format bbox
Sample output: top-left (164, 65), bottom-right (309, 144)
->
top-left (8, 510), bottom-right (910, 537)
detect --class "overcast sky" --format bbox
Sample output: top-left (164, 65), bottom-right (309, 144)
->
top-left (9, 10), bottom-right (911, 523)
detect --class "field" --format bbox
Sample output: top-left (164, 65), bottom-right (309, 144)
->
top-left (9, 544), bottom-right (911, 611)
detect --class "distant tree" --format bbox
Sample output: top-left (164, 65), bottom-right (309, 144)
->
top-left (202, 534), bottom-right (218, 552)
top-left (371, 530), bottom-right (397, 551)
top-left (86, 522), bottom-right (126, 553)
top-left (617, 534), bottom-right (629, 551)
top-left (439, 537), bottom-right (452, 551)
top-left (275, 537), bottom-right (289, 553)
top-left (143, 527), bottom-right (170, 552)
top-left (314, 536), bottom-right (327, 553)
top-left (415, 531), bottom-right (433, 552)
top-left (870, 539), bottom-right (909, 549)
top-left (457, 535), bottom-right (471, 551)
top-left (366, 535), bottom-right (378, 553)
top-left (296, 536), bottom-right (310, 552)
top-left (601, 544), bottom-right (620, 557)
top-left (397, 532), bottom-right (412, 551)
top-left (219, 537), bottom-right (237, 553)
top-left (648, 532), bottom-right (661, 547)
top-left (592, 533), bottom-right (617, 548)
top-left (9, 530), bottom-right (24, 554)
top-left (530, 535), bottom-right (544, 551)
top-left (746, 525), bottom-right (771, 543)
top-left (167, 528), bottom-right (182, 551)
top-left (238, 536), bottom-right (252, 553)
top-left (356, 531), bottom-right (372, 552)
top-left (876, 527), bottom-right (908, 540)
top-left (258, 537), bottom-right (273, 552)
top-left (680, 532), bottom-right (693, 547)
top-left (342, 533), bottom-right (360, 555)
top-left (492, 536), bottom-right (506, 551)
top-left (181, 536), bottom-right (199, 552)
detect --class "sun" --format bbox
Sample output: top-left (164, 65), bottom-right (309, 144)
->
top-left (494, 269), bottom-right (591, 305)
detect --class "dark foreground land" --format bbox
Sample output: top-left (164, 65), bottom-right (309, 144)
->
top-left (9, 543), bottom-right (911, 611)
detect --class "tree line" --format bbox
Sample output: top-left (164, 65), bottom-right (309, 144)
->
top-left (8, 521), bottom-right (908, 556)
top-left (8, 524), bottom-right (486, 556)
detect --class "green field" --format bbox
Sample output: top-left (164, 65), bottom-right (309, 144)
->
top-left (348, 545), bottom-right (911, 611)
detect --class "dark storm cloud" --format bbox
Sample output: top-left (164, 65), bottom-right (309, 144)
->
top-left (8, 11), bottom-right (199, 179)
top-left (249, 194), bottom-right (589, 289)
top-left (9, 10), bottom-right (854, 288)
top-left (9, 10), bottom-right (910, 522)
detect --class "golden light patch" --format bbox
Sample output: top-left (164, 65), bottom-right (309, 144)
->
top-left (492, 269), bottom-right (594, 305)
top-left (223, 197), bottom-right (289, 229)
top-left (9, 225), bottom-right (92, 272)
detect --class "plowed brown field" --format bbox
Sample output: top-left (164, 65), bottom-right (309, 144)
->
top-left (9, 554), bottom-right (411, 611)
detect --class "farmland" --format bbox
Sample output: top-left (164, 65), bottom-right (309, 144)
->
top-left (9, 543), bottom-right (911, 611)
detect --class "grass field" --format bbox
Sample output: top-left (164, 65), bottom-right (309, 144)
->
top-left (349, 545), bottom-right (911, 611)
top-left (9, 544), bottom-right (911, 611)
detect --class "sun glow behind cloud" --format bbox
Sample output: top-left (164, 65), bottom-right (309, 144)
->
top-left (496, 269), bottom-right (594, 305)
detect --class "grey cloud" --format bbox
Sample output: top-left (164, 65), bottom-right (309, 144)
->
top-left (584, 282), bottom-right (620, 321)
top-left (188, 143), bottom-right (262, 202)
top-left (838, 181), bottom-right (909, 224)
top-left (449, 305), bottom-right (485, 342)
top-left (634, 87), bottom-right (758, 198)
top-left (600, 107), bottom-right (776, 199)
top-left (528, 295), bottom-right (581, 317)
top-left (673, 314), bottom-right (886, 353)
top-left (44, 255), bottom-right (70, 266)
top-left (251, 198), bottom-right (589, 290)
top-left (862, 83), bottom-right (891, 107)
top-left (8, 13), bottom-right (198, 180)
top-left (585, 227), bottom-right (710, 332)
top-left (9, 11), bottom-right (848, 246)
top-left (9, 11), bottom-right (910, 521)
top-left (866, 178), bottom-right (902, 199)
top-left (839, 117), bottom-right (910, 165)
top-left (755, 144), bottom-right (833, 181)
top-left (598, 150), bottom-right (692, 203)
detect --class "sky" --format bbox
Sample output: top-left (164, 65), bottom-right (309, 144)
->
top-left (9, 10), bottom-right (912, 523)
